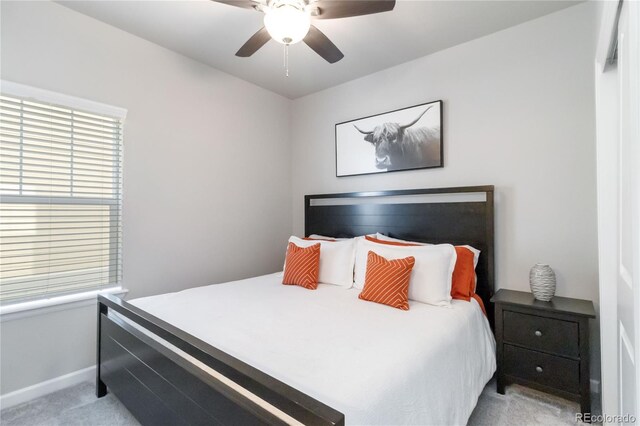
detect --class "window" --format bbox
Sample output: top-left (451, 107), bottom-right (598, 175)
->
top-left (0, 82), bottom-right (125, 305)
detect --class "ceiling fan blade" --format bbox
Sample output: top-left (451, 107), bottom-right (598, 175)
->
top-left (210, 0), bottom-right (262, 11)
top-left (236, 27), bottom-right (271, 57)
top-left (303, 25), bottom-right (344, 63)
top-left (313, 0), bottom-right (395, 19)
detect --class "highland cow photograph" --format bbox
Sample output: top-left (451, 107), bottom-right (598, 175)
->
top-left (336, 100), bottom-right (443, 177)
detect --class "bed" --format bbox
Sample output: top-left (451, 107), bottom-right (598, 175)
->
top-left (96, 186), bottom-right (496, 425)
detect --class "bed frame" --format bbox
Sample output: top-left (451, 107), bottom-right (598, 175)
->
top-left (96, 185), bottom-right (495, 425)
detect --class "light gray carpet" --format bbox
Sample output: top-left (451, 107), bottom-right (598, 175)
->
top-left (468, 380), bottom-right (599, 425)
top-left (0, 382), bottom-right (139, 426)
top-left (1, 379), bottom-right (598, 425)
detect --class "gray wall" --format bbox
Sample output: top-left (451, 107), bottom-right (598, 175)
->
top-left (0, 0), bottom-right (292, 395)
top-left (290, 3), bottom-right (601, 378)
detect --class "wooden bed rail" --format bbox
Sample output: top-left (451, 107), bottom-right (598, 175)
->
top-left (96, 294), bottom-right (345, 426)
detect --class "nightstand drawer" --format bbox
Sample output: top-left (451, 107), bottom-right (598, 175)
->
top-left (504, 344), bottom-right (580, 393)
top-left (503, 310), bottom-right (579, 358)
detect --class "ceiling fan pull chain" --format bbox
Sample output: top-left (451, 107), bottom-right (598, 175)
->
top-left (284, 43), bottom-right (290, 77)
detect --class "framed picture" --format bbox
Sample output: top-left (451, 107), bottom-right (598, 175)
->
top-left (335, 100), bottom-right (443, 177)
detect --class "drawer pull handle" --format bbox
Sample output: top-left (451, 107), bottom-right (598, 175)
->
top-left (534, 330), bottom-right (542, 337)
top-left (536, 366), bottom-right (543, 373)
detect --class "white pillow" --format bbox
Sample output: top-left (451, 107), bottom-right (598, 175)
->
top-left (286, 236), bottom-right (355, 288)
top-left (354, 237), bottom-right (457, 307)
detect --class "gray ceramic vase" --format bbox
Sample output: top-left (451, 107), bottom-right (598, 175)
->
top-left (529, 263), bottom-right (556, 302)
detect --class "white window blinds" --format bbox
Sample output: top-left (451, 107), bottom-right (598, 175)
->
top-left (0, 88), bottom-right (124, 304)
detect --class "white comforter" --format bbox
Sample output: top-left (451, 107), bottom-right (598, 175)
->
top-left (130, 273), bottom-right (496, 425)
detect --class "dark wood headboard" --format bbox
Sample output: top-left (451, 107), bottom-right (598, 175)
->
top-left (305, 185), bottom-right (495, 326)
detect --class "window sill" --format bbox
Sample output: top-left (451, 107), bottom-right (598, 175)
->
top-left (0, 287), bottom-right (129, 323)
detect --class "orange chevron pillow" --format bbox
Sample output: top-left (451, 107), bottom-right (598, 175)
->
top-left (282, 242), bottom-right (320, 290)
top-left (359, 251), bottom-right (415, 310)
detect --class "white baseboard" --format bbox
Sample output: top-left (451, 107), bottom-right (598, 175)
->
top-left (0, 365), bottom-right (96, 410)
top-left (591, 379), bottom-right (601, 394)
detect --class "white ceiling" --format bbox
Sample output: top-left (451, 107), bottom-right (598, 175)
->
top-left (57, 0), bottom-right (582, 99)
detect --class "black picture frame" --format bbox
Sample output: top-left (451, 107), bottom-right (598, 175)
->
top-left (335, 100), bottom-right (443, 177)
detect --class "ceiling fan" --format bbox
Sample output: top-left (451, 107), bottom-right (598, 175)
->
top-left (212, 0), bottom-right (396, 64)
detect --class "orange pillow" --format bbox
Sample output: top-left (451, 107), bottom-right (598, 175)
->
top-left (450, 246), bottom-right (476, 301)
top-left (364, 235), bottom-right (420, 246)
top-left (282, 242), bottom-right (320, 290)
top-left (359, 251), bottom-right (415, 310)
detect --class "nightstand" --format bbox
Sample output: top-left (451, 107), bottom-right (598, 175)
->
top-left (491, 289), bottom-right (596, 416)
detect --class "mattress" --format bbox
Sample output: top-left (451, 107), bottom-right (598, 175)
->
top-left (128, 273), bottom-right (496, 425)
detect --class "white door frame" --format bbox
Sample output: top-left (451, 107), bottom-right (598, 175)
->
top-left (595, 0), bottom-right (640, 422)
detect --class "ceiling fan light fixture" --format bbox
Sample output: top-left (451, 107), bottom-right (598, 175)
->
top-left (263, 1), bottom-right (311, 45)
